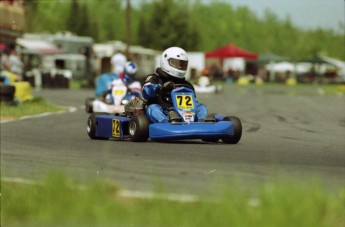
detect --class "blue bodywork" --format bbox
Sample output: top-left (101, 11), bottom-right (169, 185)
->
top-left (149, 121), bottom-right (233, 140)
top-left (93, 114), bottom-right (234, 141)
top-left (95, 115), bottom-right (130, 139)
top-left (92, 86), bottom-right (235, 141)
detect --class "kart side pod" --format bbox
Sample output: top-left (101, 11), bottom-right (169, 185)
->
top-left (87, 114), bottom-right (131, 140)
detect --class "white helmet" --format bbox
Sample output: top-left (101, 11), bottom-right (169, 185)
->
top-left (124, 61), bottom-right (138, 76)
top-left (160, 47), bottom-right (188, 79)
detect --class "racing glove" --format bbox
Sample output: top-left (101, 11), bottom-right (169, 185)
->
top-left (142, 82), bottom-right (161, 100)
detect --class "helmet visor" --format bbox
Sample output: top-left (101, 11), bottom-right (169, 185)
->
top-left (168, 58), bottom-right (188, 70)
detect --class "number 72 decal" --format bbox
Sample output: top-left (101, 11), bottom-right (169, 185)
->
top-left (112, 119), bottom-right (120, 137)
top-left (175, 95), bottom-right (194, 109)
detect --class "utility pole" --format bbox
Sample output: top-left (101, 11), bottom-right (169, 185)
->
top-left (125, 0), bottom-right (131, 59)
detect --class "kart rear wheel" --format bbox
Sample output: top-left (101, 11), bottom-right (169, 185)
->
top-left (202, 138), bottom-right (219, 143)
top-left (222, 116), bottom-right (242, 144)
top-left (129, 114), bottom-right (149, 142)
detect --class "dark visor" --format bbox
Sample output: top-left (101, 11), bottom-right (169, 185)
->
top-left (168, 58), bottom-right (188, 70)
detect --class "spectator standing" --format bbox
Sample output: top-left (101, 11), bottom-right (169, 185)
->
top-left (8, 47), bottom-right (23, 79)
top-left (0, 48), bottom-right (10, 71)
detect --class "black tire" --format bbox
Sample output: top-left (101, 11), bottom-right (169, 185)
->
top-left (202, 138), bottom-right (219, 143)
top-left (0, 85), bottom-right (15, 103)
top-left (0, 85), bottom-right (15, 95)
top-left (129, 114), bottom-right (149, 142)
top-left (222, 116), bottom-right (242, 144)
top-left (87, 114), bottom-right (98, 139)
top-left (85, 97), bottom-right (95, 113)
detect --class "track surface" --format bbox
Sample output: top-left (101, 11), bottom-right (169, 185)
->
top-left (1, 85), bottom-right (345, 194)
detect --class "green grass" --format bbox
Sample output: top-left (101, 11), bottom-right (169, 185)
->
top-left (0, 97), bottom-right (64, 121)
top-left (316, 84), bottom-right (345, 95)
top-left (1, 173), bottom-right (344, 227)
top-left (70, 79), bottom-right (89, 89)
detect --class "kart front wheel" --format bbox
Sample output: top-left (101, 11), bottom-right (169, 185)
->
top-left (222, 116), bottom-right (242, 144)
top-left (129, 114), bottom-right (149, 142)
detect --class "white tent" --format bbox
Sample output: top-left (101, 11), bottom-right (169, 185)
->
top-left (266, 61), bottom-right (310, 73)
top-left (265, 61), bottom-right (311, 81)
top-left (322, 56), bottom-right (345, 80)
top-left (266, 61), bottom-right (294, 72)
top-left (223, 57), bottom-right (245, 72)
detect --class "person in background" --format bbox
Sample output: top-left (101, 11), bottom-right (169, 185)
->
top-left (120, 61), bottom-right (137, 85)
top-left (142, 47), bottom-right (208, 123)
top-left (111, 50), bottom-right (127, 75)
top-left (121, 61), bottom-right (142, 95)
top-left (7, 46), bottom-right (23, 79)
top-left (0, 47), bottom-right (10, 71)
top-left (102, 61), bottom-right (142, 102)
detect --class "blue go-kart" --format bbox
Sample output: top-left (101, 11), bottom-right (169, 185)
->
top-left (87, 84), bottom-right (242, 144)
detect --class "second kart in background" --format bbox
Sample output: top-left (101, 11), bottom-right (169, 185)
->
top-left (85, 61), bottom-right (142, 114)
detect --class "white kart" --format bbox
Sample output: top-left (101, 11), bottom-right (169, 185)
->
top-left (85, 79), bottom-right (142, 114)
top-left (194, 76), bottom-right (223, 94)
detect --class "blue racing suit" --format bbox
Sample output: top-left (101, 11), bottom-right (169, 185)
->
top-left (142, 68), bottom-right (208, 123)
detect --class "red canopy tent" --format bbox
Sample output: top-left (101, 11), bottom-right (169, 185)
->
top-left (0, 43), bottom-right (6, 51)
top-left (205, 44), bottom-right (257, 60)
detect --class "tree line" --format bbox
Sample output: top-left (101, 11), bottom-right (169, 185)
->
top-left (24, 0), bottom-right (345, 61)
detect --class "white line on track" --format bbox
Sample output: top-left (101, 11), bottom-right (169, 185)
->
top-left (0, 106), bottom-right (77, 124)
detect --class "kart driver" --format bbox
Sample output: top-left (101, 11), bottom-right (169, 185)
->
top-left (102, 61), bottom-right (141, 103)
top-left (142, 47), bottom-right (208, 123)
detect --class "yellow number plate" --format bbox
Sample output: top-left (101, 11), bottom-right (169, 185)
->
top-left (113, 90), bottom-right (125, 96)
top-left (112, 119), bottom-right (120, 137)
top-left (175, 95), bottom-right (194, 109)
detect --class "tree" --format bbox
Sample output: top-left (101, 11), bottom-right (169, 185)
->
top-left (24, 1), bottom-right (39, 32)
top-left (78, 5), bottom-right (91, 36)
top-left (66, 0), bottom-right (92, 36)
top-left (23, 0), bottom-right (345, 60)
top-left (137, 0), bottom-right (199, 50)
top-left (66, 0), bottom-right (80, 34)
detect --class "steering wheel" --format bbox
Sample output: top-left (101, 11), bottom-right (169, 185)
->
top-left (160, 82), bottom-right (195, 104)
top-left (162, 82), bottom-right (194, 93)
top-left (172, 83), bottom-right (194, 90)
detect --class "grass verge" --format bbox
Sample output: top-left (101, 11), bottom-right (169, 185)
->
top-left (0, 97), bottom-right (64, 121)
top-left (1, 173), bottom-right (344, 226)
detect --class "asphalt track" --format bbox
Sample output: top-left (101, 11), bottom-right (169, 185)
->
top-left (1, 85), bottom-right (345, 195)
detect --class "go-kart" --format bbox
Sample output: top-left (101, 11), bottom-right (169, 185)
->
top-left (85, 79), bottom-right (142, 114)
top-left (87, 83), bottom-right (242, 144)
top-left (194, 76), bottom-right (223, 94)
